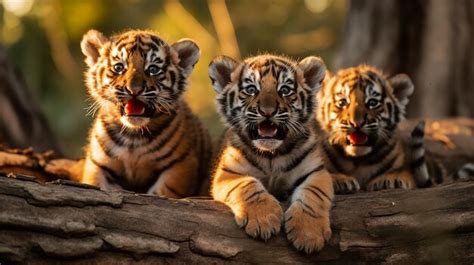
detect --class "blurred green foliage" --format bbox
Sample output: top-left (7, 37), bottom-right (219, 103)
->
top-left (0, 0), bottom-right (346, 158)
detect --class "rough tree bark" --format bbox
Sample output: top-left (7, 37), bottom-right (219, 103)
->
top-left (0, 119), bottom-right (473, 264)
top-left (0, 173), bottom-right (472, 264)
top-left (336, 0), bottom-right (474, 118)
top-left (0, 45), bottom-right (60, 153)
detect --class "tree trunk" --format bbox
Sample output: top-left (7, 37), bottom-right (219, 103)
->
top-left (336, 0), bottom-right (474, 118)
top-left (0, 173), bottom-right (472, 264)
top-left (0, 45), bottom-right (61, 153)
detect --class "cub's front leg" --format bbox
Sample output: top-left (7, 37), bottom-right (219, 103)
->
top-left (285, 169), bottom-right (334, 253)
top-left (82, 157), bottom-right (120, 190)
top-left (212, 168), bottom-right (283, 240)
top-left (148, 155), bottom-right (199, 198)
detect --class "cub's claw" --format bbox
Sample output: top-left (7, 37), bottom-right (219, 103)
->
top-left (332, 174), bottom-right (360, 194)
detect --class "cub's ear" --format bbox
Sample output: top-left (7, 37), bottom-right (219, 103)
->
top-left (171, 39), bottom-right (200, 77)
top-left (318, 70), bottom-right (333, 98)
top-left (389, 74), bottom-right (414, 107)
top-left (208, 55), bottom-right (238, 93)
top-left (297, 56), bottom-right (326, 91)
top-left (81, 29), bottom-right (108, 68)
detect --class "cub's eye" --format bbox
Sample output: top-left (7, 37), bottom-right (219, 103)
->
top-left (279, 86), bottom-right (293, 96)
top-left (244, 85), bottom-right (257, 95)
top-left (336, 98), bottom-right (348, 108)
top-left (366, 98), bottom-right (379, 109)
top-left (147, 65), bottom-right (161, 76)
top-left (112, 63), bottom-right (125, 74)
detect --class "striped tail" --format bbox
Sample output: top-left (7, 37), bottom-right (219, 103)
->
top-left (409, 120), bottom-right (431, 187)
top-left (453, 163), bottom-right (474, 180)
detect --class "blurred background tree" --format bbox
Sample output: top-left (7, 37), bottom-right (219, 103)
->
top-left (0, 0), bottom-right (347, 158)
top-left (337, 0), bottom-right (474, 119)
top-left (4, 0), bottom-right (472, 159)
top-left (0, 0), bottom-right (346, 158)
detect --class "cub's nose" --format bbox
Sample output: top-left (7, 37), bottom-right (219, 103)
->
top-left (126, 86), bottom-right (144, 96)
top-left (258, 105), bottom-right (277, 118)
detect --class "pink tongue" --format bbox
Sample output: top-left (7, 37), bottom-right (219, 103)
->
top-left (348, 132), bottom-right (368, 145)
top-left (258, 122), bottom-right (278, 138)
top-left (125, 99), bottom-right (145, 116)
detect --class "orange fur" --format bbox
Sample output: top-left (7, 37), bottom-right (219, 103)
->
top-left (80, 29), bottom-right (212, 197)
top-left (209, 54), bottom-right (333, 253)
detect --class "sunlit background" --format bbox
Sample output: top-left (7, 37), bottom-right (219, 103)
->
top-left (0, 0), bottom-right (346, 158)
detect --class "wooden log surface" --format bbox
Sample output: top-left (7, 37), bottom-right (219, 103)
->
top-left (0, 173), bottom-right (473, 264)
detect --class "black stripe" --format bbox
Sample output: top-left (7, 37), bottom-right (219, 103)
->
top-left (360, 141), bottom-right (395, 165)
top-left (368, 155), bottom-right (398, 181)
top-left (101, 119), bottom-right (125, 146)
top-left (143, 146), bottom-right (193, 194)
top-left (322, 143), bottom-right (346, 174)
top-left (169, 71), bottom-right (176, 87)
top-left (228, 91), bottom-right (235, 109)
top-left (222, 167), bottom-right (244, 176)
top-left (296, 199), bottom-right (317, 218)
top-left (283, 143), bottom-right (315, 172)
top-left (291, 165), bottom-right (324, 190)
top-left (411, 129), bottom-right (424, 138)
top-left (94, 133), bottom-right (115, 158)
top-left (146, 115), bottom-right (180, 154)
top-left (164, 183), bottom-right (186, 198)
top-left (153, 144), bottom-right (191, 176)
top-left (410, 142), bottom-right (423, 149)
top-left (90, 158), bottom-right (124, 186)
top-left (223, 180), bottom-right (254, 202)
top-left (150, 35), bottom-right (165, 46)
top-left (245, 190), bottom-right (264, 201)
top-left (410, 156), bottom-right (425, 169)
top-left (426, 157), bottom-right (444, 184)
top-left (153, 125), bottom-right (185, 162)
top-left (240, 148), bottom-right (265, 173)
top-left (304, 186), bottom-right (323, 201)
top-left (393, 104), bottom-right (400, 124)
top-left (307, 185), bottom-right (330, 201)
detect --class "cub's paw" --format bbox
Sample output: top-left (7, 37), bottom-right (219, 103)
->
top-left (234, 193), bottom-right (283, 241)
top-left (367, 173), bottom-right (416, 191)
top-left (284, 200), bottom-right (331, 254)
top-left (332, 174), bottom-right (360, 194)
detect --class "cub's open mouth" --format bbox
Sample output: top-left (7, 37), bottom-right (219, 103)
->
top-left (258, 120), bottom-right (278, 138)
top-left (346, 131), bottom-right (369, 146)
top-left (121, 99), bottom-right (150, 117)
top-left (249, 120), bottom-right (286, 140)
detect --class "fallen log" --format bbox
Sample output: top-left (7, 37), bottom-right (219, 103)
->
top-left (0, 173), bottom-right (472, 264)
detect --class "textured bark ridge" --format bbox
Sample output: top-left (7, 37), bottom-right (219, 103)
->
top-left (0, 173), bottom-right (473, 264)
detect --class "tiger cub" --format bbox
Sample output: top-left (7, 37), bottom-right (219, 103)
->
top-left (209, 54), bottom-right (333, 253)
top-left (317, 65), bottom-right (443, 193)
top-left (80, 29), bottom-right (212, 197)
